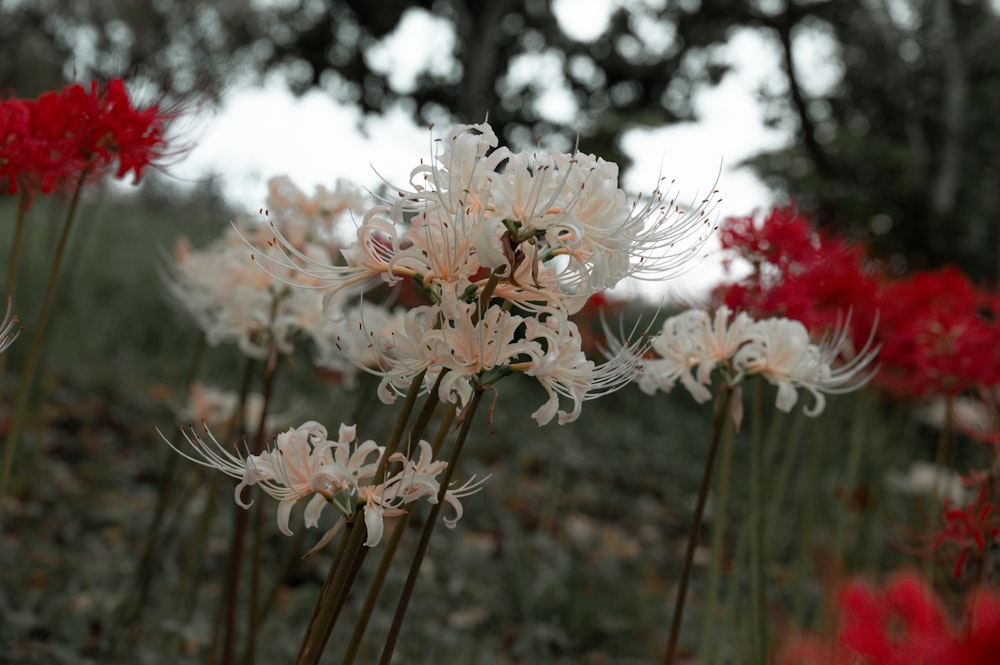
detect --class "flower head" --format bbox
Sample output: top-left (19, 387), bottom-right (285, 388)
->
top-left (258, 122), bottom-right (716, 317)
top-left (635, 306), bottom-right (878, 416)
top-left (164, 420), bottom-right (485, 550)
top-left (930, 471), bottom-right (1000, 579)
top-left (244, 124), bottom-right (711, 427)
top-left (165, 176), bottom-right (384, 377)
top-left (2, 78), bottom-right (182, 206)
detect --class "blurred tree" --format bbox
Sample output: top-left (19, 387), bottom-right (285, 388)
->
top-left (744, 0), bottom-right (1000, 282)
top-left (2, 0), bottom-right (998, 280)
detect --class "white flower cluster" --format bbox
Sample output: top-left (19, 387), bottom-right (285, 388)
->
top-left (168, 420), bottom-right (485, 550)
top-left (165, 176), bottom-right (403, 380)
top-left (638, 306), bottom-right (878, 416)
top-left (266, 123), bottom-right (715, 314)
top-left (255, 123), bottom-right (715, 424)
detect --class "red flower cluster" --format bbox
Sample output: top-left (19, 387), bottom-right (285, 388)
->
top-left (1, 78), bottom-right (172, 205)
top-left (776, 571), bottom-right (1000, 665)
top-left (714, 207), bottom-right (880, 352)
top-left (715, 207), bottom-right (1000, 400)
top-left (933, 470), bottom-right (1000, 578)
top-left (876, 267), bottom-right (1000, 398)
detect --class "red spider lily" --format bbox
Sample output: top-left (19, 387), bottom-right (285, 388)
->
top-left (933, 473), bottom-right (1000, 579)
top-left (1, 78), bottom-right (174, 206)
top-left (717, 206), bottom-right (820, 273)
top-left (875, 267), bottom-right (1000, 398)
top-left (716, 208), bottom-right (1000, 400)
top-left (714, 206), bottom-right (880, 352)
top-left (775, 571), bottom-right (1000, 665)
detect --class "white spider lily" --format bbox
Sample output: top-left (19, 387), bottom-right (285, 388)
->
top-left (639, 306), bottom-right (754, 402)
top-left (733, 316), bottom-right (878, 416)
top-left (635, 307), bottom-right (878, 417)
top-left (259, 122), bottom-right (716, 316)
top-left (163, 419), bottom-right (485, 551)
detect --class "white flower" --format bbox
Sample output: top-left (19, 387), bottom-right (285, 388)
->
top-left (165, 176), bottom-right (383, 381)
top-left (635, 307), bottom-right (878, 416)
top-left (639, 306), bottom-right (754, 403)
top-left (260, 122), bottom-right (715, 316)
top-left (733, 317), bottom-right (877, 416)
top-left (164, 420), bottom-right (485, 550)
top-left (177, 382), bottom-right (271, 433)
top-left (522, 311), bottom-right (640, 425)
top-left (886, 461), bottom-right (968, 505)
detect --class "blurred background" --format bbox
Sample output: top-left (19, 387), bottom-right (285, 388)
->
top-left (2, 2), bottom-right (1000, 664)
top-left (4, 0), bottom-right (999, 283)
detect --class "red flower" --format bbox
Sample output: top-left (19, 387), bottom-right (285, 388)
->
top-left (932, 473), bottom-right (1000, 578)
top-left (875, 267), bottom-right (1000, 398)
top-left (715, 207), bottom-right (1000, 400)
top-left (775, 571), bottom-right (1000, 665)
top-left (837, 573), bottom-right (955, 664)
top-left (1, 78), bottom-right (174, 205)
top-left (714, 207), bottom-right (880, 355)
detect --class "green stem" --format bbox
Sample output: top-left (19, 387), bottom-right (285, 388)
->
top-left (790, 404), bottom-right (832, 628)
top-left (748, 380), bottom-right (767, 665)
top-left (109, 337), bottom-right (207, 658)
top-left (476, 269), bottom-right (502, 321)
top-left (378, 389), bottom-right (484, 665)
top-left (664, 386), bottom-right (734, 665)
top-left (860, 401), bottom-right (906, 570)
top-left (698, 406), bottom-right (736, 665)
top-left (205, 356), bottom-right (258, 665)
top-left (243, 341), bottom-right (282, 665)
top-left (0, 174), bottom-right (86, 514)
top-left (763, 409), bottom-right (806, 548)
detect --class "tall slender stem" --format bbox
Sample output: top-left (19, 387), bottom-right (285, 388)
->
top-left (341, 403), bottom-right (457, 665)
top-left (833, 391), bottom-right (874, 567)
top-left (0, 174), bottom-right (86, 515)
top-left (378, 389), bottom-right (484, 665)
top-left (243, 341), bottom-right (282, 665)
top-left (664, 386), bottom-right (733, 665)
top-left (293, 370), bottom-right (428, 665)
top-left (108, 336), bottom-right (207, 659)
top-left (295, 520), bottom-right (367, 665)
top-left (791, 404), bottom-right (831, 628)
top-left (748, 380), bottom-right (767, 665)
top-left (698, 410), bottom-right (735, 665)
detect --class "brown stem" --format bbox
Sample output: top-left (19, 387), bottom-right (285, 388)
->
top-left (295, 520), bottom-right (369, 665)
top-left (340, 403), bottom-right (457, 665)
top-left (293, 370), bottom-right (428, 665)
top-left (378, 389), bottom-right (484, 665)
top-left (664, 386), bottom-right (734, 665)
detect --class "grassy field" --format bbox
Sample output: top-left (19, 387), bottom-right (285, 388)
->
top-left (0, 184), bottom-right (972, 664)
